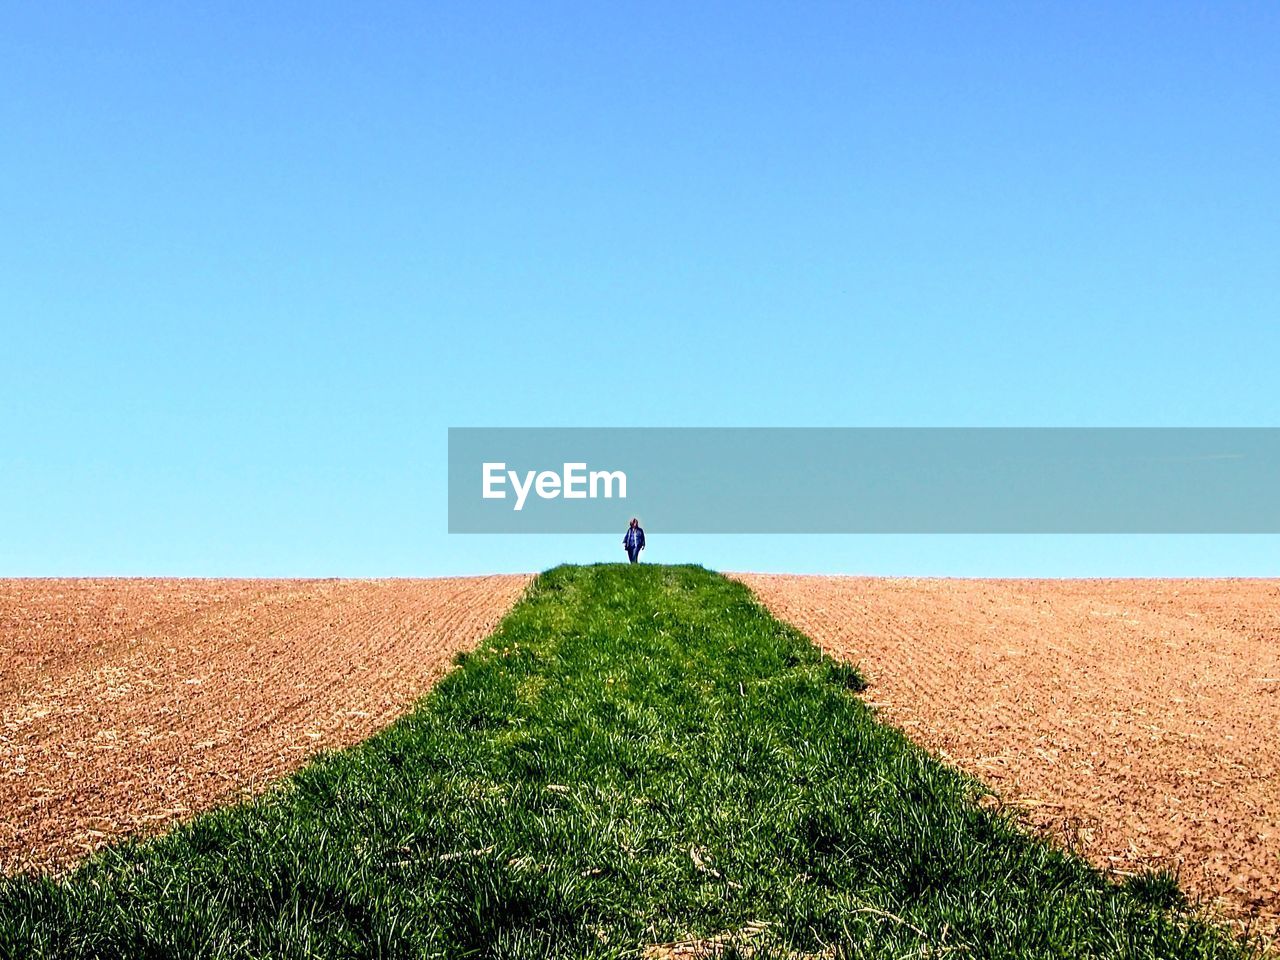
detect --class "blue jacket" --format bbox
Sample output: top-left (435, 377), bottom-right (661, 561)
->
top-left (623, 525), bottom-right (645, 550)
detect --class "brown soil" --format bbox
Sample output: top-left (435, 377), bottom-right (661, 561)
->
top-left (0, 576), bottom-right (530, 872)
top-left (735, 575), bottom-right (1280, 937)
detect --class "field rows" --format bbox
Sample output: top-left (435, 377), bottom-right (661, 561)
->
top-left (0, 576), bottom-right (530, 872)
top-left (737, 574), bottom-right (1280, 935)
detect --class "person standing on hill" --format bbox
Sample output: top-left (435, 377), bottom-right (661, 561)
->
top-left (623, 518), bottom-right (645, 564)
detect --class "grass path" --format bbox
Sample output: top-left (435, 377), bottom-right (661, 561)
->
top-left (0, 565), bottom-right (1252, 958)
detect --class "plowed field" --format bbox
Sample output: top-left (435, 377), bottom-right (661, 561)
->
top-left (735, 575), bottom-right (1280, 934)
top-left (0, 576), bottom-right (530, 873)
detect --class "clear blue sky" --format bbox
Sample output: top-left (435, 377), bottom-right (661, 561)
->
top-left (3, 3), bottom-right (1277, 576)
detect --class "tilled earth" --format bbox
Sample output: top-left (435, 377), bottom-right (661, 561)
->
top-left (0, 576), bottom-right (530, 873)
top-left (736, 575), bottom-right (1280, 937)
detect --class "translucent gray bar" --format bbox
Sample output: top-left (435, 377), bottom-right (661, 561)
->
top-left (448, 428), bottom-right (1280, 533)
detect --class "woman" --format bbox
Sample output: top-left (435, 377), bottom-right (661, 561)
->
top-left (623, 518), bottom-right (645, 564)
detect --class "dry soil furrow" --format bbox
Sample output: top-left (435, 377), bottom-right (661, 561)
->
top-left (0, 576), bottom-right (530, 873)
top-left (735, 574), bottom-right (1280, 935)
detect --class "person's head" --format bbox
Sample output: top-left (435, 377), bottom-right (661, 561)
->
top-left (629, 518), bottom-right (638, 528)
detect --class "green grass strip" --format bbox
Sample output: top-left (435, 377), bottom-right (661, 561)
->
top-left (0, 564), bottom-right (1253, 959)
